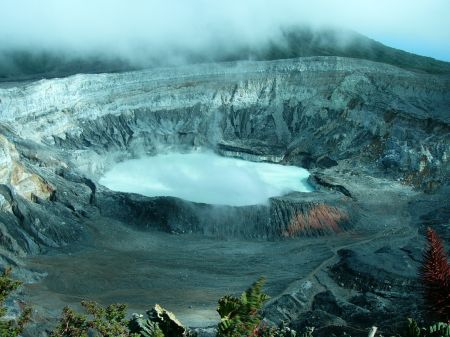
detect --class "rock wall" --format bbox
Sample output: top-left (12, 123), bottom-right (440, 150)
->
top-left (0, 57), bottom-right (448, 182)
top-left (0, 56), bottom-right (448, 254)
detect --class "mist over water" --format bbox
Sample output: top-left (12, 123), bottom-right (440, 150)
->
top-left (99, 152), bottom-right (312, 206)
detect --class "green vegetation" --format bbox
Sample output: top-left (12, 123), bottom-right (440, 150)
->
top-left (401, 319), bottom-right (450, 337)
top-left (0, 267), bottom-right (31, 337)
top-left (217, 277), bottom-right (269, 337)
top-left (51, 301), bottom-right (135, 337)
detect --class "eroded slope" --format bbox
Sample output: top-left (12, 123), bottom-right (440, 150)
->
top-left (0, 56), bottom-right (448, 335)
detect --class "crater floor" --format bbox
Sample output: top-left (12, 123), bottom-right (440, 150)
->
top-left (25, 219), bottom-right (333, 327)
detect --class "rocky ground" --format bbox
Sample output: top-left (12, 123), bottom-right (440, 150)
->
top-left (0, 56), bottom-right (448, 336)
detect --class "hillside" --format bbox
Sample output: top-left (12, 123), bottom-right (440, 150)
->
top-left (1, 26), bottom-right (449, 83)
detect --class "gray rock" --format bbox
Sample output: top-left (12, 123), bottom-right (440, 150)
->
top-left (0, 56), bottom-right (448, 335)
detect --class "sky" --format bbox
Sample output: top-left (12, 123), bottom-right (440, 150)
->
top-left (0, 0), bottom-right (449, 61)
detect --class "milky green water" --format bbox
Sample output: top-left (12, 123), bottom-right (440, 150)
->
top-left (99, 151), bottom-right (312, 206)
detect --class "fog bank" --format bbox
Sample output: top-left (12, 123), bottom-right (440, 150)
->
top-left (1, 0), bottom-right (449, 62)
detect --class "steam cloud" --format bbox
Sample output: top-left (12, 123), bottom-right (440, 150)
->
top-left (99, 152), bottom-right (313, 206)
top-left (1, 0), bottom-right (449, 62)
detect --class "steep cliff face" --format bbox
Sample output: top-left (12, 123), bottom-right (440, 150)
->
top-left (1, 57), bottom-right (449, 183)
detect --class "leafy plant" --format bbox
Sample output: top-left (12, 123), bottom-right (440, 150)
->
top-left (419, 228), bottom-right (450, 322)
top-left (0, 267), bottom-right (32, 337)
top-left (51, 301), bottom-right (139, 337)
top-left (50, 306), bottom-right (90, 337)
top-left (51, 301), bottom-right (193, 337)
top-left (429, 322), bottom-right (450, 336)
top-left (403, 318), bottom-right (424, 337)
top-left (398, 318), bottom-right (450, 337)
top-left (217, 277), bottom-right (269, 337)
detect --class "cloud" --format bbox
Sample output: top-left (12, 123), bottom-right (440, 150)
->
top-left (0, 0), bottom-right (449, 61)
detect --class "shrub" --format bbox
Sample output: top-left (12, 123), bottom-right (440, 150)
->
top-left (400, 318), bottom-right (450, 337)
top-left (0, 267), bottom-right (32, 337)
top-left (51, 301), bottom-right (137, 337)
top-left (217, 277), bottom-right (269, 337)
top-left (51, 301), bottom-right (192, 337)
top-left (419, 228), bottom-right (450, 322)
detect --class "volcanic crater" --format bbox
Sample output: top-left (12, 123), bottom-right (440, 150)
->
top-left (0, 56), bottom-right (449, 335)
